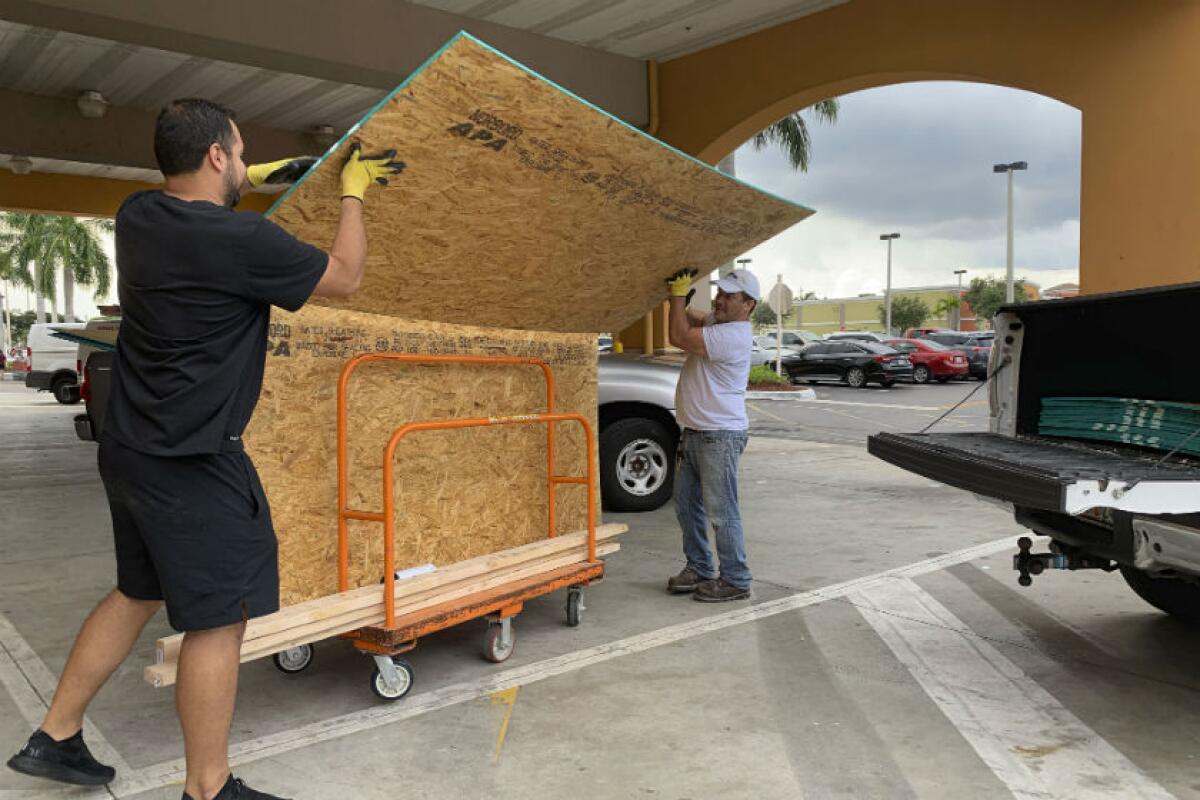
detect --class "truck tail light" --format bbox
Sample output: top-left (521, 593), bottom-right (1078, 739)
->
top-left (81, 363), bottom-right (92, 402)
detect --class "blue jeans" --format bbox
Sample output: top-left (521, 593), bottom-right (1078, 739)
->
top-left (673, 428), bottom-right (751, 589)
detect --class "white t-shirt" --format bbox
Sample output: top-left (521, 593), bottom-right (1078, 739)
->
top-left (675, 316), bottom-right (753, 431)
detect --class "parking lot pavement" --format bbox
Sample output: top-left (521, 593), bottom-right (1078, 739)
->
top-left (3, 381), bottom-right (1200, 799)
top-left (748, 380), bottom-right (990, 446)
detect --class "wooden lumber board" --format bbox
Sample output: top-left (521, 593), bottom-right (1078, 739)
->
top-left (156, 523), bottom-right (626, 663)
top-left (266, 32), bottom-right (813, 334)
top-left (145, 542), bottom-right (619, 688)
top-left (155, 539), bottom-right (619, 667)
top-left (248, 306), bottom-right (599, 604)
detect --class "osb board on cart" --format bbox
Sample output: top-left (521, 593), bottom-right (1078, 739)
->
top-left (266, 31), bottom-right (813, 334)
top-left (246, 305), bottom-right (596, 605)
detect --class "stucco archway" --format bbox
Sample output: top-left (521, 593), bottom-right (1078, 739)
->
top-left (654, 0), bottom-right (1200, 295)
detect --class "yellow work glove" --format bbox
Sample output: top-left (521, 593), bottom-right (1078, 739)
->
top-left (666, 269), bottom-right (698, 298)
top-left (341, 142), bottom-right (406, 202)
top-left (246, 156), bottom-right (317, 187)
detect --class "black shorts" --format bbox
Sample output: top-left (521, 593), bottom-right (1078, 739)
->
top-left (98, 438), bottom-right (279, 632)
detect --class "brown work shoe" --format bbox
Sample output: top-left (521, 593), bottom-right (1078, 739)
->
top-left (667, 566), bottom-right (710, 594)
top-left (694, 578), bottom-right (751, 603)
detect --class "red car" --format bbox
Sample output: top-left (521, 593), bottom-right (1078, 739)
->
top-left (883, 338), bottom-right (969, 384)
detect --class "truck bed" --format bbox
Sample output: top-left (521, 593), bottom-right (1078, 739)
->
top-left (868, 431), bottom-right (1200, 515)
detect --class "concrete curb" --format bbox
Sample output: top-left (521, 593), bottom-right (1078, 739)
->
top-left (746, 388), bottom-right (816, 401)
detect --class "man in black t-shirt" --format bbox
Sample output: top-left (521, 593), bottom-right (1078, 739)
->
top-left (7, 99), bottom-right (402, 800)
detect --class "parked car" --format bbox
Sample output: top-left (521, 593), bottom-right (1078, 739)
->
top-left (883, 338), bottom-right (969, 383)
top-left (597, 355), bottom-right (681, 512)
top-left (825, 331), bottom-right (888, 343)
top-left (751, 336), bottom-right (802, 368)
top-left (785, 340), bottom-right (913, 388)
top-left (925, 331), bottom-right (992, 379)
top-left (903, 327), bottom-right (955, 339)
top-left (758, 329), bottom-right (821, 350)
top-left (24, 322), bottom-right (84, 403)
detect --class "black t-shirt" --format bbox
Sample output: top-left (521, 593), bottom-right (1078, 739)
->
top-left (104, 191), bottom-right (327, 456)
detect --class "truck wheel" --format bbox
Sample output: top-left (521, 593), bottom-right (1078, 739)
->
top-left (600, 417), bottom-right (676, 512)
top-left (52, 376), bottom-right (80, 405)
top-left (1120, 566), bottom-right (1200, 623)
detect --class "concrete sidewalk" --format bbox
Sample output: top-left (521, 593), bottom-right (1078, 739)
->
top-left (3, 382), bottom-right (1198, 799)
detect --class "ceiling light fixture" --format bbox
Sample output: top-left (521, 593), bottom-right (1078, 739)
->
top-left (76, 90), bottom-right (110, 119)
top-left (8, 156), bottom-right (33, 175)
top-left (311, 124), bottom-right (337, 150)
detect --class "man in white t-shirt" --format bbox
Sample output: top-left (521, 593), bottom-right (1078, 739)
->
top-left (664, 267), bottom-right (758, 602)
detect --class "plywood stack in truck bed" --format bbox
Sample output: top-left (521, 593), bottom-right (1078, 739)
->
top-left (249, 32), bottom-right (812, 605)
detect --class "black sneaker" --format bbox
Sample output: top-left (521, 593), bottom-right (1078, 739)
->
top-left (6, 729), bottom-right (115, 786)
top-left (667, 566), bottom-right (711, 594)
top-left (183, 774), bottom-right (292, 800)
top-left (694, 578), bottom-right (751, 603)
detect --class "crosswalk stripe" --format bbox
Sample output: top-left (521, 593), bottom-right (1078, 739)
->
top-left (856, 578), bottom-right (1176, 800)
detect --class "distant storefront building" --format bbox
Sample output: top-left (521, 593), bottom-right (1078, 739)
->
top-left (793, 282), bottom-right (1042, 335)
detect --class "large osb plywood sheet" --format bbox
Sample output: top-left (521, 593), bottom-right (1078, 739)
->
top-left (247, 305), bottom-right (596, 605)
top-left (267, 32), bottom-right (812, 334)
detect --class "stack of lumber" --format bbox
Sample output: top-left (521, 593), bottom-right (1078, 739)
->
top-left (145, 523), bottom-right (625, 687)
top-left (1039, 397), bottom-right (1200, 456)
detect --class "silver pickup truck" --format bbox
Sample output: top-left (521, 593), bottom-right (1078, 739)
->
top-left (869, 283), bottom-right (1200, 622)
top-left (77, 348), bottom-right (683, 513)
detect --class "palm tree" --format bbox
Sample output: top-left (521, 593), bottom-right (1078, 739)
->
top-left (751, 98), bottom-right (840, 172)
top-left (0, 213), bottom-right (113, 322)
top-left (932, 296), bottom-right (962, 328)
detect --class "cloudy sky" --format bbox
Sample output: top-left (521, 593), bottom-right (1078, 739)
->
top-left (731, 81), bottom-right (1082, 300)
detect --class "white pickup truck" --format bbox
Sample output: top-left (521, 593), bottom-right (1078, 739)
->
top-left (869, 283), bottom-right (1200, 622)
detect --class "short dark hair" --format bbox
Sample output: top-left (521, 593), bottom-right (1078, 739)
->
top-left (154, 98), bottom-right (236, 176)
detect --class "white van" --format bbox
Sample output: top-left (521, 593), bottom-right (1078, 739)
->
top-left (24, 322), bottom-right (84, 404)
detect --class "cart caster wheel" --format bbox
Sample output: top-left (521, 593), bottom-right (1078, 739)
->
top-left (1018, 574), bottom-right (1032, 588)
top-left (482, 621), bottom-right (515, 663)
top-left (370, 657), bottom-right (414, 702)
top-left (272, 645), bottom-right (314, 675)
top-left (565, 587), bottom-right (584, 627)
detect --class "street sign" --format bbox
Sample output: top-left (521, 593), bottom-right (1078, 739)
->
top-left (768, 282), bottom-right (794, 315)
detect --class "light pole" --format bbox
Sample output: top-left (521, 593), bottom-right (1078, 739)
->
top-left (953, 269), bottom-right (967, 330)
top-left (879, 233), bottom-right (900, 334)
top-left (993, 161), bottom-right (1027, 303)
top-left (735, 257), bottom-right (752, 275)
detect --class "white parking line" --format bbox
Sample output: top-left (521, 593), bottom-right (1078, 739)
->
top-left (805, 399), bottom-right (943, 411)
top-left (857, 578), bottom-right (1176, 800)
top-left (103, 537), bottom-right (1015, 797)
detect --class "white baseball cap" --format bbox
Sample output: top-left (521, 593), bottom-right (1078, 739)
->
top-left (716, 268), bottom-right (760, 301)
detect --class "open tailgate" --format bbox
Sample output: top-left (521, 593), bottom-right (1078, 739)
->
top-left (868, 431), bottom-right (1200, 515)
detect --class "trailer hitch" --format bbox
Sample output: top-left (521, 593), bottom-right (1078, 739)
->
top-left (1013, 536), bottom-right (1115, 587)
